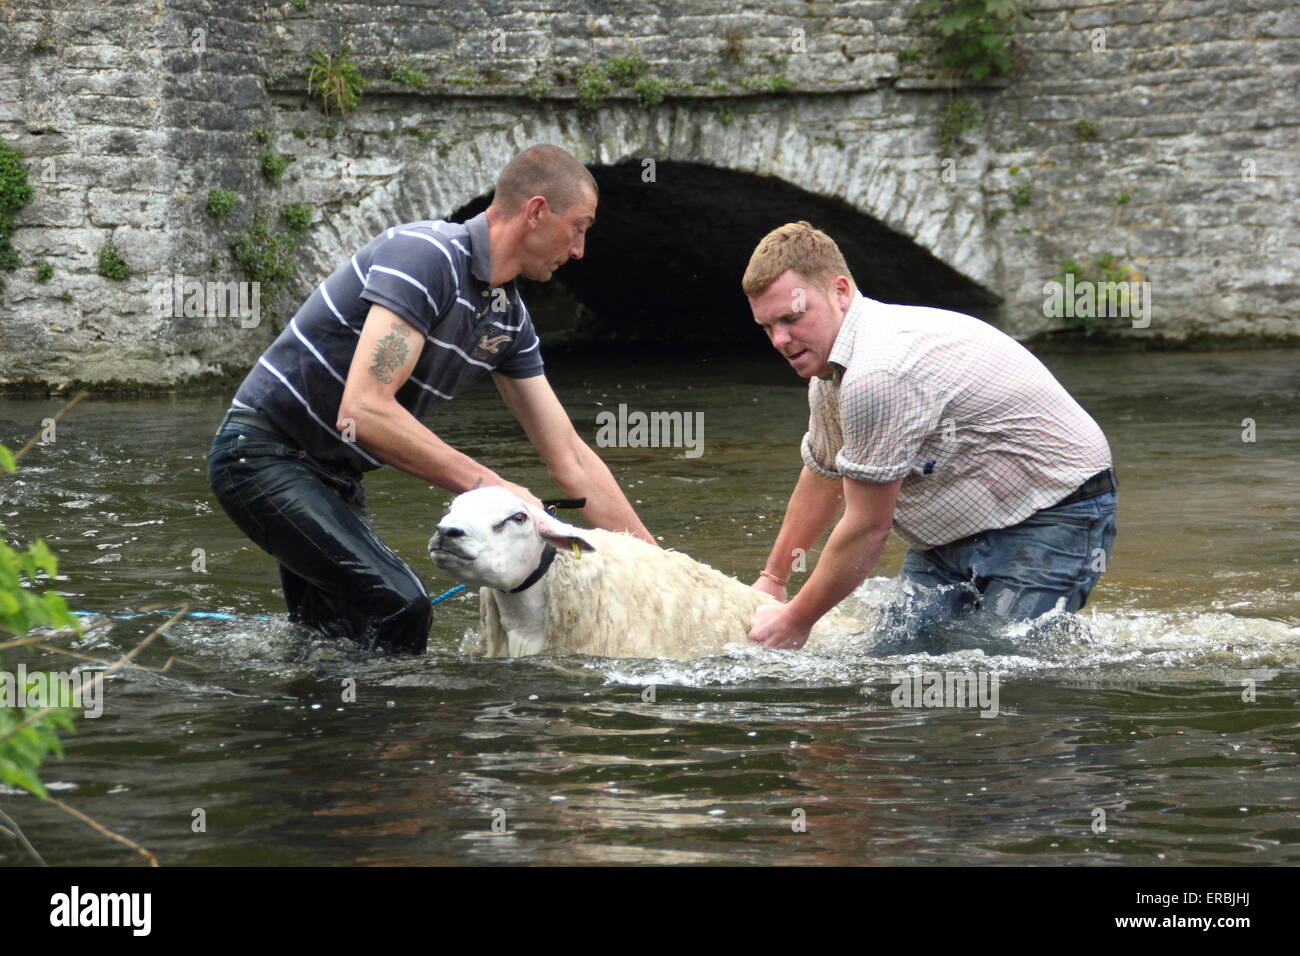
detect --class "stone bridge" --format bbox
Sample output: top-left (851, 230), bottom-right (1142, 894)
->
top-left (1, 0), bottom-right (1296, 387)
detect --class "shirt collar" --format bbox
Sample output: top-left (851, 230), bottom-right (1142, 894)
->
top-left (464, 211), bottom-right (493, 284)
top-left (826, 291), bottom-right (868, 376)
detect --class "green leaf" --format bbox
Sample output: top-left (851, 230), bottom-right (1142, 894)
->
top-left (28, 539), bottom-right (58, 579)
top-left (0, 756), bottom-right (47, 799)
top-left (0, 444), bottom-right (15, 474)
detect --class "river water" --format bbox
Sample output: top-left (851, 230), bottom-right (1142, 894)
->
top-left (1, 348), bottom-right (1297, 866)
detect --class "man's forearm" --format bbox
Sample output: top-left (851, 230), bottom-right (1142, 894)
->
top-left (340, 398), bottom-right (505, 491)
top-left (551, 439), bottom-right (655, 543)
top-left (762, 466), bottom-right (844, 580)
top-left (786, 517), bottom-right (890, 626)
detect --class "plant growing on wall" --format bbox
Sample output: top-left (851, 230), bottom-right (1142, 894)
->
top-left (526, 75), bottom-right (552, 101)
top-left (262, 150), bottom-right (294, 183)
top-left (606, 54), bottom-right (647, 86)
top-left (0, 143), bottom-right (33, 278)
top-left (207, 188), bottom-right (237, 218)
top-left (96, 239), bottom-right (130, 280)
top-left (633, 77), bottom-right (669, 107)
top-left (281, 202), bottom-right (312, 232)
top-left (307, 44), bottom-right (366, 115)
top-left (230, 217), bottom-right (301, 308)
top-left (914, 0), bottom-right (1023, 81)
top-left (741, 74), bottom-right (793, 94)
top-left (1056, 254), bottom-right (1140, 335)
top-left (938, 96), bottom-right (979, 153)
top-left (576, 64), bottom-right (610, 109)
top-left (388, 59), bottom-right (428, 88)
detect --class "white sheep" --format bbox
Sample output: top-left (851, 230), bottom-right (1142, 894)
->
top-left (427, 487), bottom-right (858, 660)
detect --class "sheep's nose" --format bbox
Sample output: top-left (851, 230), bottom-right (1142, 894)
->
top-left (430, 525), bottom-right (465, 552)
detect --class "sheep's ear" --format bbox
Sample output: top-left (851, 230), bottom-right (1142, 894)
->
top-left (528, 506), bottom-right (597, 553)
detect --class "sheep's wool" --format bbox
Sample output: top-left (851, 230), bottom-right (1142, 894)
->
top-left (478, 529), bottom-right (854, 660)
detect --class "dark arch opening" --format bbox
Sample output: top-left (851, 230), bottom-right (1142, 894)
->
top-left (450, 159), bottom-right (1000, 353)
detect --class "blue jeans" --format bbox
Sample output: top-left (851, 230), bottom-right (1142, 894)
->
top-left (207, 416), bottom-right (431, 654)
top-left (874, 472), bottom-right (1117, 655)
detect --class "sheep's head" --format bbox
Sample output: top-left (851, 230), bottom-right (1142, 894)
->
top-left (428, 486), bottom-right (596, 591)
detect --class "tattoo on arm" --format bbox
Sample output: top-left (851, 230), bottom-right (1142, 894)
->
top-left (368, 320), bottom-right (411, 384)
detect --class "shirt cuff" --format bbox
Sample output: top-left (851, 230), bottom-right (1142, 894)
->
top-left (834, 450), bottom-right (911, 484)
top-left (800, 432), bottom-right (840, 481)
top-left (493, 364), bottom-right (546, 379)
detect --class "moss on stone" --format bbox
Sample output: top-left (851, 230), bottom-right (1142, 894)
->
top-left (281, 202), bottom-right (312, 232)
top-left (262, 150), bottom-right (294, 183)
top-left (389, 59), bottom-right (429, 88)
top-left (207, 188), bottom-right (237, 218)
top-left (96, 239), bottom-right (130, 280)
top-left (606, 54), bottom-right (648, 86)
top-left (633, 76), bottom-right (669, 107)
top-left (938, 97), bottom-right (979, 155)
top-left (0, 142), bottom-right (34, 274)
top-left (577, 64), bottom-right (610, 109)
top-left (229, 217), bottom-right (301, 304)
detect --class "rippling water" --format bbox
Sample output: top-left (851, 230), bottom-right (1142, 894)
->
top-left (1, 349), bottom-right (1297, 865)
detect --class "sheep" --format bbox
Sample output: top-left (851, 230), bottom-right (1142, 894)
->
top-left (427, 486), bottom-right (859, 660)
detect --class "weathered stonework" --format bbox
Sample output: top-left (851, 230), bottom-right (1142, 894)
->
top-left (0, 0), bottom-right (1296, 387)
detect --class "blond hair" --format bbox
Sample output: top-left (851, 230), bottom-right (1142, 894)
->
top-left (741, 221), bottom-right (856, 299)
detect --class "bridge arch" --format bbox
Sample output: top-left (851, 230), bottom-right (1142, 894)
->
top-left (301, 104), bottom-right (1000, 347)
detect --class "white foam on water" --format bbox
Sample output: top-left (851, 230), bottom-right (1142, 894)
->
top-left (583, 581), bottom-right (1300, 689)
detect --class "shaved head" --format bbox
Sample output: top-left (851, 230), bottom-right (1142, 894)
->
top-left (489, 144), bottom-right (598, 216)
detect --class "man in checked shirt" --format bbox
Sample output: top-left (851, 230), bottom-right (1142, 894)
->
top-left (745, 222), bottom-right (1117, 652)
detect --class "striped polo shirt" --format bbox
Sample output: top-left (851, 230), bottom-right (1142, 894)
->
top-left (230, 212), bottom-right (544, 474)
top-left (802, 292), bottom-right (1112, 549)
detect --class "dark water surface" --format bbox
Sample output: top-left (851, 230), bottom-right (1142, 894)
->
top-left (1, 349), bottom-right (1298, 866)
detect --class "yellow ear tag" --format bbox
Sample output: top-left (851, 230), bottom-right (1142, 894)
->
top-left (571, 541), bottom-right (582, 560)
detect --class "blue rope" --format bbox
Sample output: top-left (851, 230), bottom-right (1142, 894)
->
top-left (430, 584), bottom-right (468, 605)
top-left (71, 584), bottom-right (471, 623)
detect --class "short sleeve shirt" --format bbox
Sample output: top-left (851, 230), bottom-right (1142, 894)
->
top-left (231, 213), bottom-right (543, 474)
top-left (802, 293), bottom-right (1113, 548)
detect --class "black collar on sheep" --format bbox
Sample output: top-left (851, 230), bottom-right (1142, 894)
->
top-left (541, 497), bottom-right (586, 514)
top-left (506, 543), bottom-right (558, 594)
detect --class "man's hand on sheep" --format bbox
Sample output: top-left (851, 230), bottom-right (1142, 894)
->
top-left (748, 602), bottom-right (813, 650)
top-left (749, 476), bottom-right (902, 649)
top-left (496, 478), bottom-right (545, 512)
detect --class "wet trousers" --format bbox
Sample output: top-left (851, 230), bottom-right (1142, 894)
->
top-left (207, 414), bottom-right (431, 654)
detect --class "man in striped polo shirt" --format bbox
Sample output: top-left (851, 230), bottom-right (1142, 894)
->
top-left (208, 145), bottom-right (653, 654)
top-left (744, 222), bottom-right (1117, 653)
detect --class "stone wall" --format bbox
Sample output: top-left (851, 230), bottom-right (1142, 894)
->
top-left (0, 0), bottom-right (1296, 388)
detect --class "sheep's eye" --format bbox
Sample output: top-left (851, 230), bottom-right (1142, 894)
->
top-left (510, 512), bottom-right (527, 523)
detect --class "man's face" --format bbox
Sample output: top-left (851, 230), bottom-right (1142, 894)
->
top-left (519, 187), bottom-right (596, 281)
top-left (749, 270), bottom-right (852, 378)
